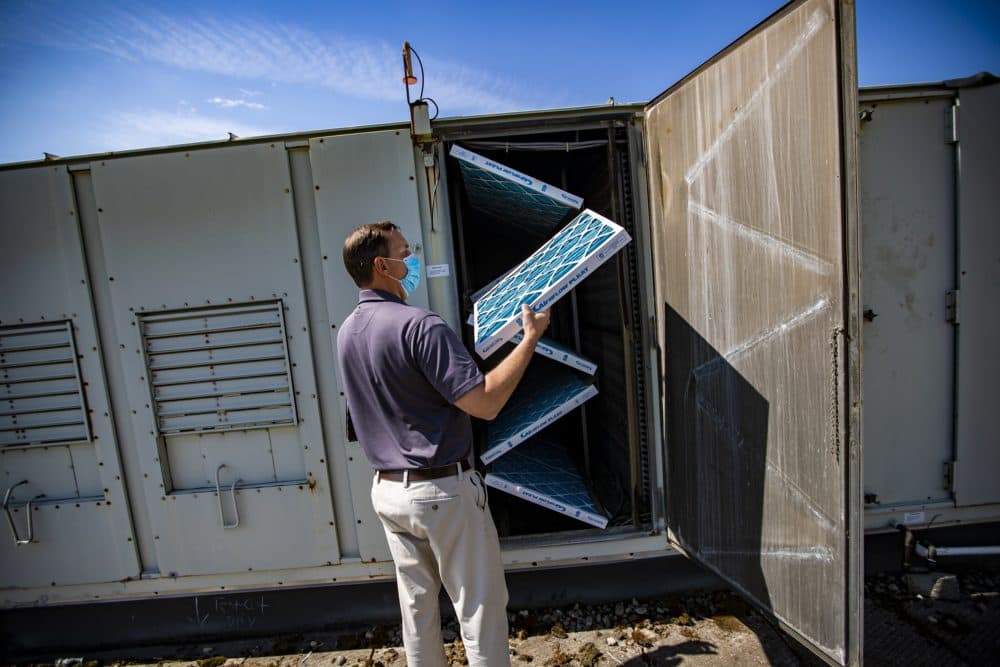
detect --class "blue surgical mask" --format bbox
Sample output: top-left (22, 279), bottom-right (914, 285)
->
top-left (383, 254), bottom-right (422, 297)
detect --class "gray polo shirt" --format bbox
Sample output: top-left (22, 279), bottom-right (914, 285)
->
top-left (336, 289), bottom-right (484, 470)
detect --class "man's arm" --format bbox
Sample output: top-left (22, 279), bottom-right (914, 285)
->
top-left (454, 304), bottom-right (550, 421)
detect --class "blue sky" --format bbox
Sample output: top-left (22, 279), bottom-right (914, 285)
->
top-left (1, 0), bottom-right (997, 165)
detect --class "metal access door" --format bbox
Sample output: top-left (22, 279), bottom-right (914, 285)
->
top-left (644, 0), bottom-right (861, 665)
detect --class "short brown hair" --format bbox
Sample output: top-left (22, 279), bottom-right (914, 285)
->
top-left (342, 221), bottom-right (399, 287)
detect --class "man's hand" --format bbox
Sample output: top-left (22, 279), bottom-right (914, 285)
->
top-left (521, 303), bottom-right (550, 343)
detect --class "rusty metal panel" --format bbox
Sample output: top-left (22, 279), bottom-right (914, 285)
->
top-left (954, 82), bottom-right (1000, 506)
top-left (88, 143), bottom-right (340, 575)
top-left (859, 96), bottom-right (955, 506)
top-left (0, 165), bottom-right (140, 587)
top-left (644, 0), bottom-right (860, 664)
top-left (0, 502), bottom-right (124, 589)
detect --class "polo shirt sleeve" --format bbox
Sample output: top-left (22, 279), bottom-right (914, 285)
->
top-left (411, 314), bottom-right (484, 404)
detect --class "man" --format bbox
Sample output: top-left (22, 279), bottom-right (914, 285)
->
top-left (336, 221), bottom-right (549, 667)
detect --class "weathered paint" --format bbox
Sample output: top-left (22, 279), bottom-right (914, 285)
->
top-left (644, 0), bottom-right (860, 663)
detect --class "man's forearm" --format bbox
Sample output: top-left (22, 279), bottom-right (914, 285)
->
top-left (455, 336), bottom-right (538, 420)
top-left (454, 304), bottom-right (550, 420)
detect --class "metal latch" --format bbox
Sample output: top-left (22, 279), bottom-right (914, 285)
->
top-left (943, 460), bottom-right (955, 492)
top-left (3, 480), bottom-right (46, 545)
top-left (215, 464), bottom-right (243, 530)
top-left (945, 290), bottom-right (959, 324)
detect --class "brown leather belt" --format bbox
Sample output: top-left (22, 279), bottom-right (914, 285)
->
top-left (379, 459), bottom-right (471, 482)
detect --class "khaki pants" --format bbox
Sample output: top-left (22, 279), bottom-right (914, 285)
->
top-left (371, 469), bottom-right (510, 667)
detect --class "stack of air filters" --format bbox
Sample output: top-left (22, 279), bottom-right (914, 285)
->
top-left (450, 145), bottom-right (632, 529)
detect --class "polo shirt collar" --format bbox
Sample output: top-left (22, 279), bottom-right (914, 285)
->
top-left (358, 288), bottom-right (404, 305)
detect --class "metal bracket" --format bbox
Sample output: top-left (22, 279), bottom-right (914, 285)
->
top-left (215, 465), bottom-right (243, 530)
top-left (3, 480), bottom-right (46, 545)
top-left (945, 102), bottom-right (959, 144)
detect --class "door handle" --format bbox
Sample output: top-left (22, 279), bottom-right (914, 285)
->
top-left (3, 480), bottom-right (46, 545)
top-left (215, 465), bottom-right (243, 530)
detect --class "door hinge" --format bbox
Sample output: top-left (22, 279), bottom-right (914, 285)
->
top-left (945, 102), bottom-right (959, 144)
top-left (943, 461), bottom-right (955, 492)
top-left (945, 289), bottom-right (959, 324)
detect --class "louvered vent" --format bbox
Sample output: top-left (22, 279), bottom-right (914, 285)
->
top-left (0, 321), bottom-right (91, 447)
top-left (139, 302), bottom-right (298, 435)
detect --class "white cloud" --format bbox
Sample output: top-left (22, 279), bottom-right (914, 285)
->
top-left (34, 7), bottom-right (540, 114)
top-left (207, 96), bottom-right (268, 110)
top-left (99, 110), bottom-right (277, 152)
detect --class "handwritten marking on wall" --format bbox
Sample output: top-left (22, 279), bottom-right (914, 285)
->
top-left (188, 594), bottom-right (270, 629)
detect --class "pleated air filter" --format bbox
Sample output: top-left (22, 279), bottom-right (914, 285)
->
top-left (485, 436), bottom-right (609, 529)
top-left (481, 362), bottom-right (596, 464)
top-left (473, 209), bottom-right (631, 359)
top-left (449, 145), bottom-right (583, 233)
top-left (468, 273), bottom-right (597, 374)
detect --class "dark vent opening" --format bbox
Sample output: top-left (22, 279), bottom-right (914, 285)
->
top-left (445, 124), bottom-right (651, 538)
